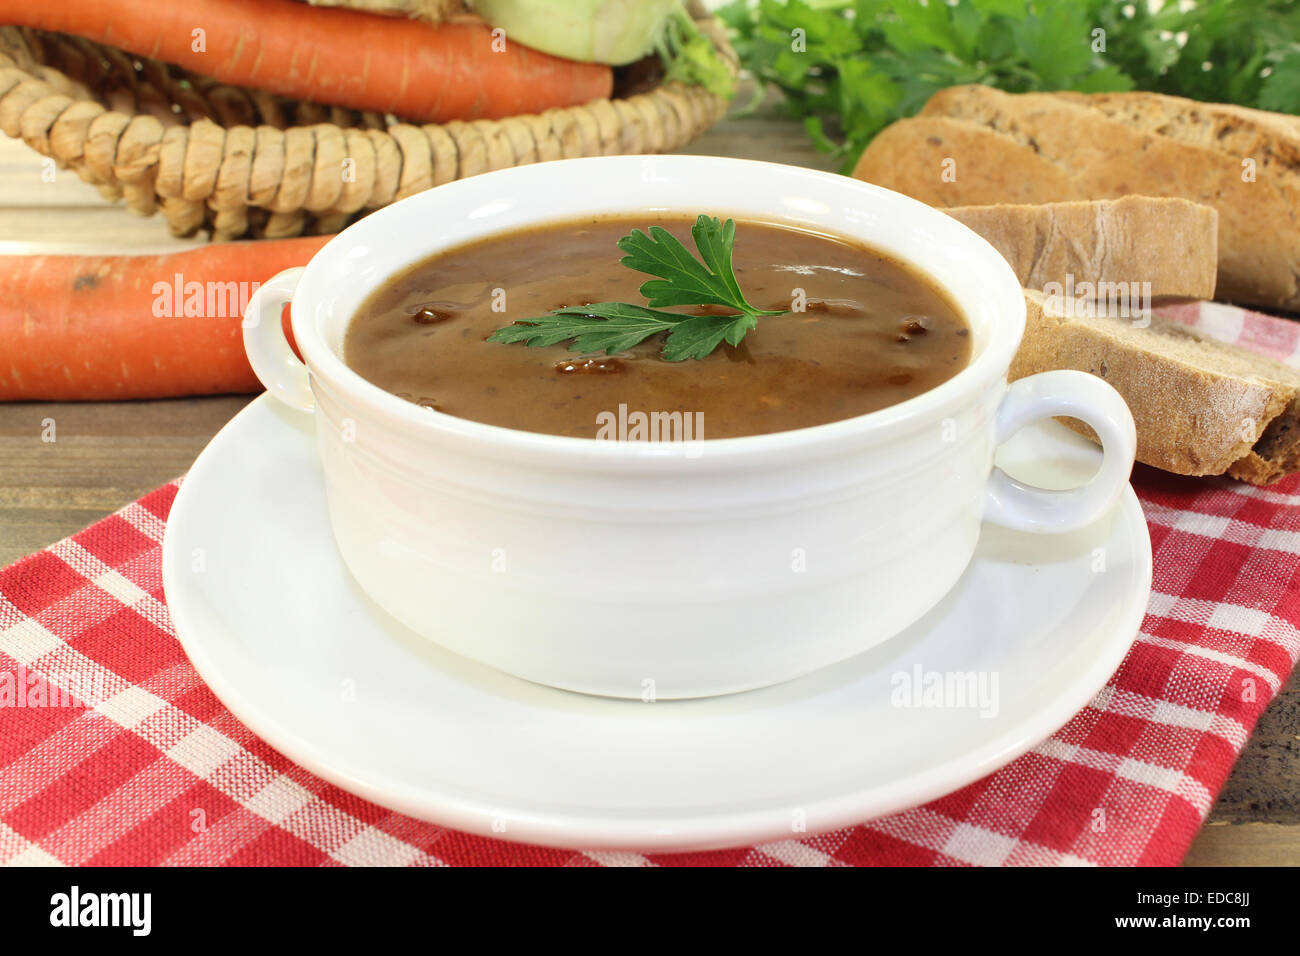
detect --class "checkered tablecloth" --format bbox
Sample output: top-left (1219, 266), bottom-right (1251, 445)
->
top-left (1, 301), bottom-right (1297, 867)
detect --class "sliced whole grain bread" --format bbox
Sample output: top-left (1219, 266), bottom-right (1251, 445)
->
top-left (1011, 290), bottom-right (1300, 482)
top-left (945, 197), bottom-right (1218, 298)
top-left (852, 85), bottom-right (1300, 312)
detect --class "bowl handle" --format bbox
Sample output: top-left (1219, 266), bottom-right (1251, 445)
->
top-left (984, 370), bottom-right (1137, 533)
top-left (242, 267), bottom-right (313, 412)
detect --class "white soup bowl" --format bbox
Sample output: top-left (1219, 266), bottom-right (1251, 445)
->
top-left (243, 156), bottom-right (1136, 699)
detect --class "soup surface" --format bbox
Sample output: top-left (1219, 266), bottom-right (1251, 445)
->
top-left (345, 216), bottom-right (971, 439)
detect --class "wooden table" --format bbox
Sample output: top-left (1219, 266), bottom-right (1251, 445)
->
top-left (0, 107), bottom-right (1295, 866)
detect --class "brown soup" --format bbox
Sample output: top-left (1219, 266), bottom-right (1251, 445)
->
top-left (344, 216), bottom-right (971, 439)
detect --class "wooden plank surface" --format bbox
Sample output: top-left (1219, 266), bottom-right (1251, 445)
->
top-left (0, 104), bottom-right (1294, 867)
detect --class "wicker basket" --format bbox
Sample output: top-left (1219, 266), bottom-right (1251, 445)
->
top-left (0, 2), bottom-right (736, 240)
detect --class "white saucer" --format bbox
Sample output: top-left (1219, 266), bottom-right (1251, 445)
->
top-left (162, 395), bottom-right (1152, 852)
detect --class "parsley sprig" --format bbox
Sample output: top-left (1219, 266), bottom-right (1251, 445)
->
top-left (488, 216), bottom-right (786, 362)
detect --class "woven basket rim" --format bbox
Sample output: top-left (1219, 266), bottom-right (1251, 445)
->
top-left (0, 0), bottom-right (736, 240)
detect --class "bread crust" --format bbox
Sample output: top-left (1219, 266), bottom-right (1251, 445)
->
top-left (1227, 395), bottom-right (1300, 484)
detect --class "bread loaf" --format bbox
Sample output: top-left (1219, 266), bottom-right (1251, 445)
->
top-left (853, 85), bottom-right (1300, 312)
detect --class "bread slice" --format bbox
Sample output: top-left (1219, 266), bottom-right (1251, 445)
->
top-left (945, 197), bottom-right (1218, 298)
top-left (852, 85), bottom-right (1300, 312)
top-left (1011, 290), bottom-right (1300, 482)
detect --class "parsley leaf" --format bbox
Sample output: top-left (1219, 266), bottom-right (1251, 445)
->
top-left (489, 216), bottom-right (785, 362)
top-left (617, 216), bottom-right (783, 318)
top-left (487, 303), bottom-right (687, 354)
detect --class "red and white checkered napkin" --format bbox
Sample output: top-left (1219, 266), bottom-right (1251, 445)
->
top-left (2, 302), bottom-right (1298, 868)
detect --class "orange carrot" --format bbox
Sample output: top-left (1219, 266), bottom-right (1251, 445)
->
top-left (0, 236), bottom-right (330, 400)
top-left (0, 0), bottom-right (613, 122)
